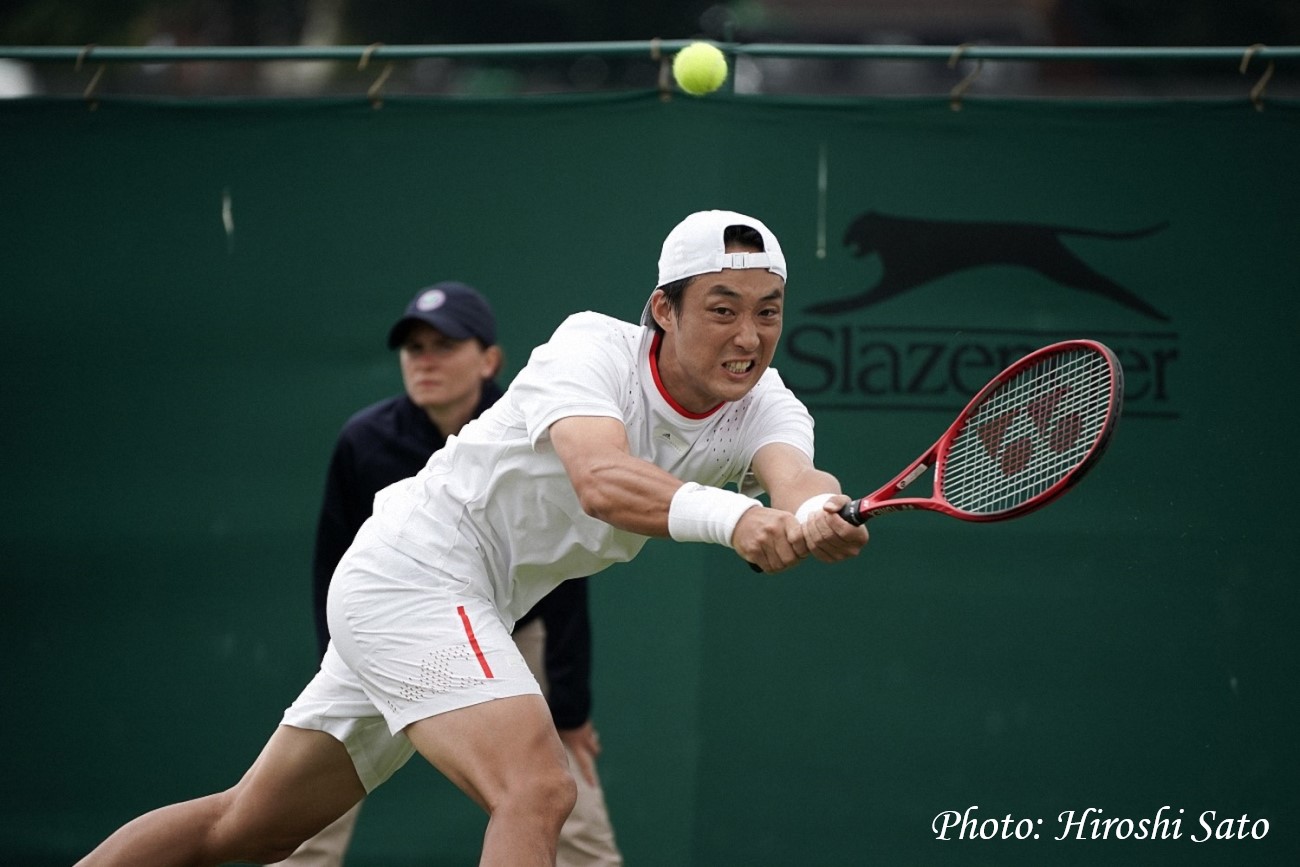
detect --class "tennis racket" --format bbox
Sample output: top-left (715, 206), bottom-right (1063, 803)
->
top-left (838, 338), bottom-right (1123, 526)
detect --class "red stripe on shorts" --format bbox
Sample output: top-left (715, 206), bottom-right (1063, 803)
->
top-left (456, 605), bottom-right (495, 679)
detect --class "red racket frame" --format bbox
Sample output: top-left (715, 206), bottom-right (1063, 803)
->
top-left (839, 339), bottom-right (1124, 526)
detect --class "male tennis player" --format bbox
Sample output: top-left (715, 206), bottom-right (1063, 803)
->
top-left (74, 209), bottom-right (869, 867)
top-left (270, 282), bottom-right (622, 866)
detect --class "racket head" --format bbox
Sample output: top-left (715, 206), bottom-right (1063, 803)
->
top-left (930, 339), bottom-right (1123, 520)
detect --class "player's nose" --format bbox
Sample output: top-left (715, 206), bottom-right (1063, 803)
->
top-left (733, 316), bottom-right (760, 350)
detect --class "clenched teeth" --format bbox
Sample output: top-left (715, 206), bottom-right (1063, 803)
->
top-left (724, 361), bottom-right (753, 373)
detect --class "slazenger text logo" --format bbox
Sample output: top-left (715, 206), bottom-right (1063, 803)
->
top-left (782, 328), bottom-right (1177, 419)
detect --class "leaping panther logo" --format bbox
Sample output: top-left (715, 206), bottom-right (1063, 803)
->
top-left (805, 211), bottom-right (1170, 321)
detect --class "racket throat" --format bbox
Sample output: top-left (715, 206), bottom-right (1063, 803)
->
top-left (841, 462), bottom-right (931, 526)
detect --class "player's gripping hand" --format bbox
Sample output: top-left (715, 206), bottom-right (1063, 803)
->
top-left (732, 506), bottom-right (809, 573)
top-left (800, 494), bottom-right (869, 563)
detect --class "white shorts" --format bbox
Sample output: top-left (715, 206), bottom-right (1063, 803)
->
top-left (281, 522), bottom-right (541, 791)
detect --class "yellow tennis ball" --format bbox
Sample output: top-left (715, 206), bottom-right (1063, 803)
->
top-left (673, 42), bottom-right (728, 96)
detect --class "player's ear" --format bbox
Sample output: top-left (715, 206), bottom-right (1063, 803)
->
top-left (649, 289), bottom-right (674, 332)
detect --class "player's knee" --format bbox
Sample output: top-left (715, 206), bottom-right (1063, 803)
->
top-left (550, 766), bottom-right (579, 819)
top-left (511, 764), bottom-right (577, 826)
top-left (206, 787), bottom-right (314, 864)
top-left (236, 822), bottom-right (319, 864)
top-left (197, 789), bottom-right (268, 861)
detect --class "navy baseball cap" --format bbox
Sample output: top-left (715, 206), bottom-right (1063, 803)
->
top-left (387, 282), bottom-right (497, 348)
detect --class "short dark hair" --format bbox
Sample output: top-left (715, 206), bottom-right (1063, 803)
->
top-left (648, 225), bottom-right (766, 334)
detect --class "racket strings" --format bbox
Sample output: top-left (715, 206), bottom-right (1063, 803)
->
top-left (941, 349), bottom-right (1113, 515)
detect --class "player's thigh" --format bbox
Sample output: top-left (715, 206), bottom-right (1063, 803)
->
top-left (405, 694), bottom-right (571, 811)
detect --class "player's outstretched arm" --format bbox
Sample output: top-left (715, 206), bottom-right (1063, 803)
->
top-left (550, 416), bottom-right (808, 571)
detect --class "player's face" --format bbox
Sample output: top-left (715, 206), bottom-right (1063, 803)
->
top-left (652, 249), bottom-right (785, 414)
top-left (399, 322), bottom-right (498, 414)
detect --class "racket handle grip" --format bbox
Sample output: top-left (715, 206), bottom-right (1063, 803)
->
top-left (838, 498), bottom-right (866, 526)
top-left (750, 498), bottom-right (866, 571)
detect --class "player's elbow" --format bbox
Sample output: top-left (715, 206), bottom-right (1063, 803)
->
top-left (569, 462), bottom-right (628, 524)
top-left (572, 477), bottom-right (619, 522)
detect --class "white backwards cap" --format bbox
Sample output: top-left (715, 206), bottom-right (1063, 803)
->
top-left (641, 209), bottom-right (788, 326)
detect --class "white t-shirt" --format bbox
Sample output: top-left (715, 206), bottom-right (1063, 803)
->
top-left (369, 311), bottom-right (815, 623)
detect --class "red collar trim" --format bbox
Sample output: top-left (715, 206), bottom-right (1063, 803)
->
top-left (649, 331), bottom-right (724, 420)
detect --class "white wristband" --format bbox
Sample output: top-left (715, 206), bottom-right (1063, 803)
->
top-left (795, 493), bottom-right (836, 524)
top-left (667, 482), bottom-right (763, 548)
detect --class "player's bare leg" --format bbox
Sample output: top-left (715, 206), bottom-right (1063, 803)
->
top-left (406, 694), bottom-right (577, 867)
top-left (74, 726), bottom-right (365, 867)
